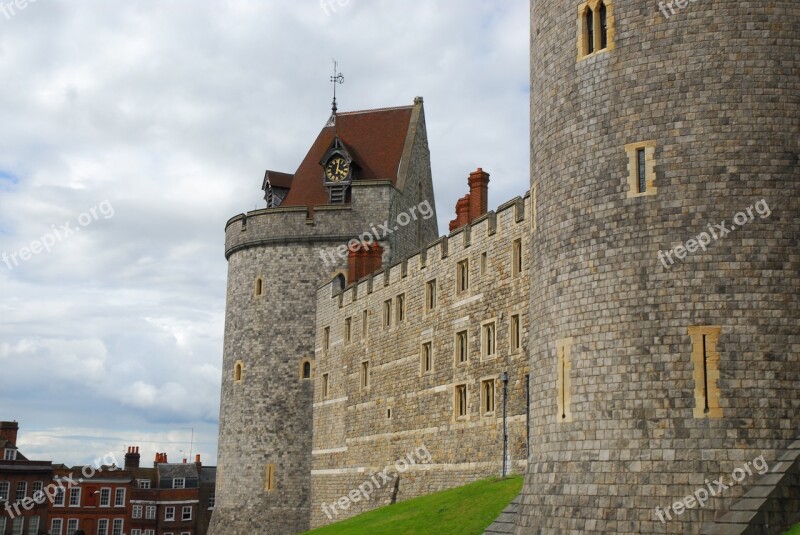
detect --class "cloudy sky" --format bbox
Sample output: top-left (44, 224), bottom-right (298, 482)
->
top-left (0, 0), bottom-right (529, 467)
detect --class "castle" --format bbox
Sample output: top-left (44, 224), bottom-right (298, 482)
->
top-left (210, 2), bottom-right (798, 534)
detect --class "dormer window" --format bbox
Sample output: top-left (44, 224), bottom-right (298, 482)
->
top-left (3, 449), bottom-right (16, 461)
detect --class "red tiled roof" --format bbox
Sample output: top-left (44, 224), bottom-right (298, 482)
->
top-left (281, 105), bottom-right (414, 208)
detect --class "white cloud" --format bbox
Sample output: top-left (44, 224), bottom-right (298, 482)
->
top-left (0, 0), bottom-right (529, 466)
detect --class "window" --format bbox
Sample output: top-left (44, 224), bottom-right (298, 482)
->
top-left (0, 481), bottom-right (8, 501)
top-left (511, 314), bottom-right (521, 353)
top-left (386, 408), bottom-right (392, 419)
top-left (68, 487), bottom-right (80, 507)
top-left (344, 317), bottom-right (352, 343)
top-left (512, 239), bottom-right (523, 276)
top-left (556, 338), bottom-right (573, 423)
top-left (323, 326), bottom-right (330, 352)
top-left (454, 384), bottom-right (468, 419)
top-left (182, 505), bottom-right (192, 521)
top-left (131, 531), bottom-right (142, 535)
top-left (395, 294), bottom-right (406, 324)
top-left (382, 299), bottom-right (392, 328)
top-left (301, 360), bottom-right (312, 380)
top-left (132, 505), bottom-right (143, 519)
top-left (165, 506), bottom-right (176, 521)
top-left (66, 519), bottom-right (79, 535)
top-left (362, 310), bottom-right (368, 337)
top-left (145, 531), bottom-right (155, 535)
top-left (425, 280), bottom-right (436, 312)
top-left (578, 0), bottom-right (614, 60)
top-left (114, 488), bottom-right (125, 506)
top-left (255, 277), bottom-right (263, 296)
top-left (689, 326), bottom-right (723, 419)
top-left (96, 519), bottom-right (108, 535)
top-left (625, 141), bottom-right (657, 198)
top-left (26, 516), bottom-right (39, 535)
top-left (12, 517), bottom-right (23, 535)
top-left (0, 518), bottom-right (5, 535)
top-left (172, 478), bottom-right (185, 489)
top-left (54, 487), bottom-right (65, 506)
top-left (4, 449), bottom-right (16, 460)
top-left (455, 330), bottom-right (469, 364)
top-left (482, 379), bottom-right (496, 416)
top-left (208, 491), bottom-right (216, 509)
top-left (265, 464), bottom-right (276, 492)
top-left (480, 252), bottom-right (487, 276)
top-left (99, 488), bottom-right (111, 507)
top-left (481, 321), bottom-right (496, 359)
top-left (112, 519), bottom-right (123, 535)
top-left (51, 519), bottom-right (63, 535)
top-left (32, 481), bottom-right (43, 494)
top-left (145, 505), bottom-right (157, 520)
top-left (360, 361), bottom-right (370, 390)
top-left (234, 361), bottom-right (244, 384)
top-left (15, 481), bottom-right (26, 500)
top-left (456, 259), bottom-right (469, 294)
top-left (322, 373), bottom-right (330, 399)
top-left (421, 342), bottom-right (433, 374)
top-left (137, 479), bottom-right (151, 489)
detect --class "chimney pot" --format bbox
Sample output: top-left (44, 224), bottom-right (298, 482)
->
top-left (468, 168), bottom-right (490, 222)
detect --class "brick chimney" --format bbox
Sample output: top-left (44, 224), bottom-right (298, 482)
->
top-left (0, 421), bottom-right (18, 447)
top-left (125, 446), bottom-right (141, 469)
top-left (449, 194), bottom-right (472, 232)
top-left (468, 168), bottom-right (490, 222)
top-left (347, 242), bottom-right (384, 284)
top-left (195, 454), bottom-right (202, 470)
top-left (154, 452), bottom-right (168, 467)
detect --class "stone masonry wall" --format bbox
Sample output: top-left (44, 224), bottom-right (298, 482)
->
top-left (311, 194), bottom-right (531, 528)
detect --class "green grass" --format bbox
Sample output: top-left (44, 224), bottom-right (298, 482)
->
top-left (303, 476), bottom-right (523, 535)
top-left (783, 524), bottom-right (800, 535)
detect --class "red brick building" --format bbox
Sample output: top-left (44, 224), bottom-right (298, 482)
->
top-left (0, 421), bottom-right (52, 535)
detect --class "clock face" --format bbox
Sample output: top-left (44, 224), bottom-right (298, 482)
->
top-left (325, 156), bottom-right (351, 182)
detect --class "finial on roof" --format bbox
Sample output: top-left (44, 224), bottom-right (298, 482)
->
top-left (330, 59), bottom-right (344, 115)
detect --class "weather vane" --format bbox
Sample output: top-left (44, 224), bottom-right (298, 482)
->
top-left (330, 59), bottom-right (344, 115)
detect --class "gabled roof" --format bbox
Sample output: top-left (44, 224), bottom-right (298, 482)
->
top-left (262, 170), bottom-right (294, 191)
top-left (281, 103), bottom-right (417, 209)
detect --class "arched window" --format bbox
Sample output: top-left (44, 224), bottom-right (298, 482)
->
top-left (599, 2), bottom-right (608, 50)
top-left (255, 278), bottom-right (263, 296)
top-left (234, 361), bottom-right (244, 384)
top-left (585, 7), bottom-right (594, 55)
top-left (302, 361), bottom-right (311, 379)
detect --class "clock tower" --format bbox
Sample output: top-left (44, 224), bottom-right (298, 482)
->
top-left (320, 136), bottom-right (354, 203)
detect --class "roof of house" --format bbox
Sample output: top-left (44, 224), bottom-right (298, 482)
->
top-left (262, 170), bottom-right (294, 190)
top-left (280, 104), bottom-right (416, 209)
top-left (157, 463), bottom-right (200, 479)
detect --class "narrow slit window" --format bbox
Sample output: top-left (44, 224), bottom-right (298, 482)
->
top-left (556, 338), bottom-right (573, 422)
top-left (457, 259), bottom-right (469, 294)
top-left (455, 384), bottom-right (468, 419)
top-left (255, 278), bottom-right (263, 296)
top-left (234, 361), bottom-right (244, 384)
top-left (302, 361), bottom-right (311, 380)
top-left (360, 361), bottom-right (370, 390)
top-left (599, 1), bottom-right (608, 49)
top-left (421, 342), bottom-right (433, 374)
top-left (383, 299), bottom-right (392, 328)
top-left (265, 464), bottom-right (276, 492)
top-left (689, 326), bottom-right (722, 418)
top-left (323, 326), bottom-right (330, 352)
top-left (456, 330), bottom-right (469, 364)
top-left (511, 314), bottom-right (521, 352)
top-left (344, 317), bottom-right (352, 343)
top-left (362, 310), bottom-right (369, 337)
top-left (322, 373), bottom-right (330, 399)
top-left (480, 252), bottom-right (487, 275)
top-left (513, 239), bottom-right (523, 276)
top-left (637, 148), bottom-right (647, 193)
top-left (482, 321), bottom-right (496, 358)
top-left (482, 379), bottom-right (496, 416)
top-left (426, 280), bottom-right (436, 311)
top-left (396, 294), bottom-right (405, 324)
top-left (586, 8), bottom-right (594, 55)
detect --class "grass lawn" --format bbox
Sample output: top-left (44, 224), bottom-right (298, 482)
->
top-left (302, 476), bottom-right (524, 535)
top-left (784, 524), bottom-right (800, 535)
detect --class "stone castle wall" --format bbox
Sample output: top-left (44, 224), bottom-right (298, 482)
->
top-left (518, 1), bottom-right (800, 533)
top-left (311, 194), bottom-right (531, 528)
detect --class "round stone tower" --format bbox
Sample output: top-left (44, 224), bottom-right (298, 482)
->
top-left (519, 1), bottom-right (799, 533)
top-left (209, 99), bottom-right (438, 535)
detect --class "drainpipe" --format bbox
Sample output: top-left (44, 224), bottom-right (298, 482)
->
top-left (525, 373), bottom-right (530, 455)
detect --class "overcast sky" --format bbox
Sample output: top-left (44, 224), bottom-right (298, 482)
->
top-left (0, 0), bottom-right (529, 467)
